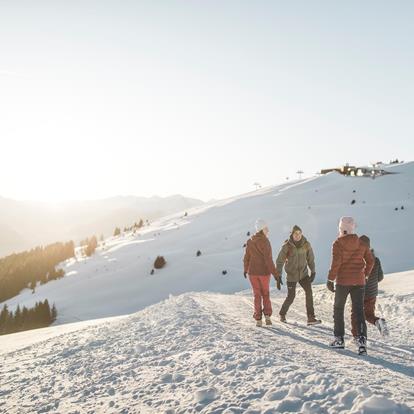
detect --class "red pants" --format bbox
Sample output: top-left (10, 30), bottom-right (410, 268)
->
top-left (249, 275), bottom-right (272, 320)
top-left (351, 296), bottom-right (379, 337)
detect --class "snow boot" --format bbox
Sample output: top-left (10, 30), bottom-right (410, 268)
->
top-left (256, 319), bottom-right (263, 327)
top-left (375, 318), bottom-right (389, 336)
top-left (356, 335), bottom-right (367, 355)
top-left (329, 336), bottom-right (345, 349)
top-left (279, 314), bottom-right (287, 323)
top-left (307, 316), bottom-right (322, 326)
top-left (264, 315), bottom-right (272, 326)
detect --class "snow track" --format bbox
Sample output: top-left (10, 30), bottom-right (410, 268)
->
top-left (1, 285), bottom-right (413, 413)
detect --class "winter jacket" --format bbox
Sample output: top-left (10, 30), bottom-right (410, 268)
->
top-left (275, 236), bottom-right (315, 283)
top-left (243, 231), bottom-right (278, 278)
top-left (328, 234), bottom-right (374, 286)
top-left (365, 256), bottom-right (384, 297)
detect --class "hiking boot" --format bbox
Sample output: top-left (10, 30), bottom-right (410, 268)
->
top-left (264, 315), bottom-right (272, 326)
top-left (256, 319), bottom-right (263, 327)
top-left (329, 336), bottom-right (345, 349)
top-left (279, 314), bottom-right (287, 323)
top-left (375, 318), bottom-right (389, 336)
top-left (307, 316), bottom-right (322, 326)
top-left (356, 335), bottom-right (367, 355)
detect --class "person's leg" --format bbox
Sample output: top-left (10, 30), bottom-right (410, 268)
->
top-left (279, 282), bottom-right (297, 316)
top-left (259, 275), bottom-right (272, 317)
top-left (350, 302), bottom-right (358, 337)
top-left (364, 296), bottom-right (379, 325)
top-left (299, 277), bottom-right (315, 318)
top-left (249, 275), bottom-right (263, 320)
top-left (350, 285), bottom-right (367, 338)
top-left (333, 285), bottom-right (350, 338)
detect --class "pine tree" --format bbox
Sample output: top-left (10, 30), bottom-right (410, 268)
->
top-left (51, 304), bottom-right (57, 322)
top-left (14, 305), bottom-right (22, 332)
top-left (0, 304), bottom-right (9, 335)
top-left (22, 306), bottom-right (29, 330)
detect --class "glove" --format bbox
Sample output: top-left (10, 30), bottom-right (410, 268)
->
top-left (309, 272), bottom-right (316, 283)
top-left (244, 272), bottom-right (248, 279)
top-left (275, 275), bottom-right (283, 290)
top-left (326, 280), bottom-right (335, 292)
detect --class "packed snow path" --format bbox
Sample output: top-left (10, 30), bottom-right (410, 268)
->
top-left (1, 284), bottom-right (413, 413)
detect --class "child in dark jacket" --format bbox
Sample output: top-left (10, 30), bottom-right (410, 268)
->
top-left (351, 235), bottom-right (388, 337)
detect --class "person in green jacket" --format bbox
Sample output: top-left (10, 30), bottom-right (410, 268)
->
top-left (276, 225), bottom-right (321, 325)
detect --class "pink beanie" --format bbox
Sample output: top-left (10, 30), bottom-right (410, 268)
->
top-left (338, 216), bottom-right (356, 235)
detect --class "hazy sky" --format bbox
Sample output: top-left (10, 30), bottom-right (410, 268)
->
top-left (1, 1), bottom-right (413, 202)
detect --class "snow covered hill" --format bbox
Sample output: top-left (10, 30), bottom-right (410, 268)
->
top-left (1, 270), bottom-right (413, 413)
top-left (2, 161), bottom-right (414, 324)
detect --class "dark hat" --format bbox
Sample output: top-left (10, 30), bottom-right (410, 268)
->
top-left (291, 225), bottom-right (302, 234)
top-left (360, 235), bottom-right (371, 248)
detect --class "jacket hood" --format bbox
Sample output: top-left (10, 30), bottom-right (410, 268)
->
top-left (252, 231), bottom-right (266, 242)
top-left (287, 235), bottom-right (308, 248)
top-left (336, 234), bottom-right (360, 250)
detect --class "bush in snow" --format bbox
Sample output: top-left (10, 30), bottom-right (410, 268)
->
top-left (154, 256), bottom-right (166, 269)
top-left (113, 227), bottom-right (121, 237)
top-left (196, 250), bottom-right (202, 257)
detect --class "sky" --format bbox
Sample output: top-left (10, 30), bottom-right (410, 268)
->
top-left (1, 1), bottom-right (413, 202)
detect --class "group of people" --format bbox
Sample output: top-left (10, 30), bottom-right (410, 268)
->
top-left (243, 216), bottom-right (387, 353)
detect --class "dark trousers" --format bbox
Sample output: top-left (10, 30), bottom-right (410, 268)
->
top-left (279, 277), bottom-right (315, 318)
top-left (351, 296), bottom-right (379, 337)
top-left (334, 284), bottom-right (367, 338)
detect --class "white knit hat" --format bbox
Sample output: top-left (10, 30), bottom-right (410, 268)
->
top-left (339, 216), bottom-right (356, 235)
top-left (255, 219), bottom-right (268, 232)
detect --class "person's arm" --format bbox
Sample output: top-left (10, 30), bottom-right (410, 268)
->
top-left (275, 244), bottom-right (288, 277)
top-left (243, 241), bottom-right (251, 274)
top-left (307, 244), bottom-right (316, 274)
top-left (262, 239), bottom-right (279, 279)
top-left (328, 241), bottom-right (342, 282)
top-left (364, 247), bottom-right (374, 277)
top-left (377, 258), bottom-right (384, 282)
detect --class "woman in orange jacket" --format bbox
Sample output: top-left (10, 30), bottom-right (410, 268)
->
top-left (243, 219), bottom-right (281, 327)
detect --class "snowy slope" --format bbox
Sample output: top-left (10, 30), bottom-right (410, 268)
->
top-left (0, 194), bottom-right (204, 257)
top-left (2, 161), bottom-right (414, 324)
top-left (1, 271), bottom-right (413, 413)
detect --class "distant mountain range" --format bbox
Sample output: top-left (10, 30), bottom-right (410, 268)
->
top-left (0, 194), bottom-right (204, 256)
